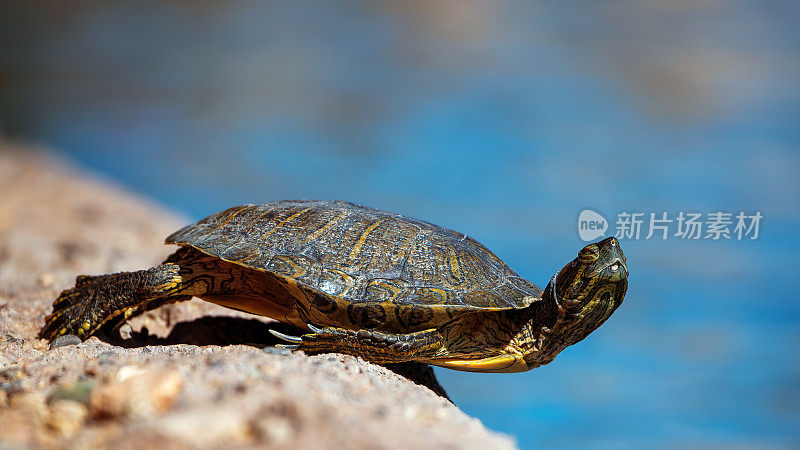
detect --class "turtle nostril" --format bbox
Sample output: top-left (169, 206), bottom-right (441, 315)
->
top-left (610, 263), bottom-right (620, 272)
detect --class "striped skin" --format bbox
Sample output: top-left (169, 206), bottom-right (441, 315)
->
top-left (166, 200), bottom-right (543, 334)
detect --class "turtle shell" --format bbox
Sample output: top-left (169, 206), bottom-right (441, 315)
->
top-left (166, 200), bottom-right (542, 332)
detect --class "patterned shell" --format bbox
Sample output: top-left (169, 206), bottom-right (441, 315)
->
top-left (165, 201), bottom-right (542, 320)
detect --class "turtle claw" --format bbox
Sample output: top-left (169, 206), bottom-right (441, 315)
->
top-left (307, 324), bottom-right (323, 334)
top-left (269, 329), bottom-right (303, 343)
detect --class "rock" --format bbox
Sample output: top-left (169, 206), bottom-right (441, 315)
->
top-left (263, 346), bottom-right (293, 356)
top-left (49, 379), bottom-right (97, 405)
top-left (0, 365), bottom-right (23, 381)
top-left (4, 334), bottom-right (25, 345)
top-left (37, 272), bottom-right (55, 287)
top-left (154, 408), bottom-right (251, 447)
top-left (249, 402), bottom-right (300, 446)
top-left (0, 143), bottom-right (515, 449)
top-left (9, 391), bottom-right (46, 412)
top-left (97, 350), bottom-right (119, 362)
top-left (88, 368), bottom-right (183, 419)
top-left (50, 334), bottom-right (82, 349)
top-left (44, 399), bottom-right (88, 438)
top-left (2, 379), bottom-right (26, 396)
top-left (0, 409), bottom-right (39, 448)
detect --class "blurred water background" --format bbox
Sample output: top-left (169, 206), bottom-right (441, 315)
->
top-left (1, 1), bottom-right (798, 447)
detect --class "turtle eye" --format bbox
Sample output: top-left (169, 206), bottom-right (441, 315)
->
top-left (578, 245), bottom-right (599, 263)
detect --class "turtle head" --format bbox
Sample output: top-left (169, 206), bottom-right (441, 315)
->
top-left (544, 237), bottom-right (628, 346)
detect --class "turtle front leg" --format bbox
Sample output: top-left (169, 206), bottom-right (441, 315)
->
top-left (39, 263), bottom-right (201, 341)
top-left (271, 326), bottom-right (445, 364)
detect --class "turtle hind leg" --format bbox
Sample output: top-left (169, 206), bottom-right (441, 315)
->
top-left (39, 263), bottom-right (202, 341)
top-left (272, 326), bottom-right (445, 364)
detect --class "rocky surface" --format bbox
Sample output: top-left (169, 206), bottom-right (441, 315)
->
top-left (0, 141), bottom-right (514, 449)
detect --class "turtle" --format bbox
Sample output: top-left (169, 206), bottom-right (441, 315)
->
top-left (39, 200), bottom-right (628, 373)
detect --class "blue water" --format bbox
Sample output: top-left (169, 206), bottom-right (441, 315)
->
top-left (2, 2), bottom-right (798, 447)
